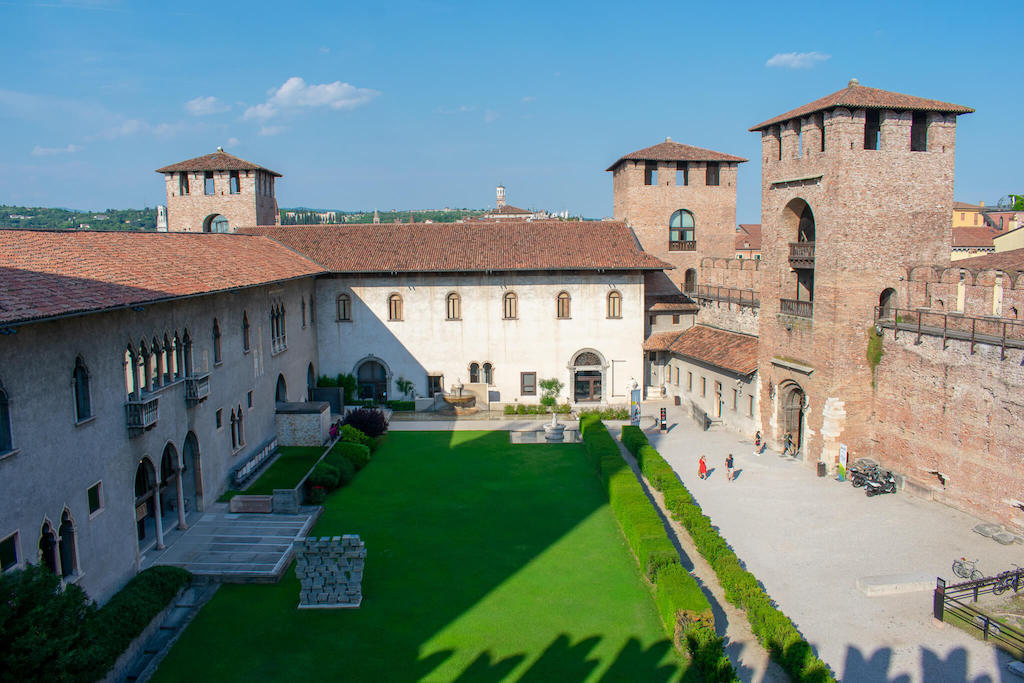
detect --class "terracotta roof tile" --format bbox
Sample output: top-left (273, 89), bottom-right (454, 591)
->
top-left (648, 302), bottom-right (698, 312)
top-left (156, 150), bottom-right (282, 177)
top-left (955, 247), bottom-right (1024, 271)
top-left (0, 230), bottom-right (322, 326)
top-left (239, 221), bottom-right (672, 273)
top-left (490, 205), bottom-right (533, 215)
top-left (736, 223), bottom-right (762, 250)
top-left (643, 325), bottom-right (758, 376)
top-left (750, 83), bottom-right (973, 131)
top-left (952, 226), bottom-right (1001, 247)
top-left (607, 138), bottom-right (747, 171)
top-left (953, 201), bottom-right (983, 210)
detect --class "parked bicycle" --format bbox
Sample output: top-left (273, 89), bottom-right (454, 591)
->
top-left (952, 557), bottom-right (983, 581)
top-left (993, 565), bottom-right (1023, 595)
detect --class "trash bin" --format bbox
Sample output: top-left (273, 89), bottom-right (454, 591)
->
top-left (817, 461), bottom-right (827, 477)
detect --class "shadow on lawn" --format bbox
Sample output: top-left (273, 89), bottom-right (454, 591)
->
top-left (424, 633), bottom-right (691, 682)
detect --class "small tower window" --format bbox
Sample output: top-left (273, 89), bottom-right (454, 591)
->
top-left (818, 114), bottom-right (826, 152)
top-left (204, 171), bottom-right (215, 195)
top-left (229, 171), bottom-right (240, 194)
top-left (911, 112), bottom-right (928, 152)
top-left (706, 162), bottom-right (720, 186)
top-left (864, 110), bottom-right (881, 150)
top-left (644, 162), bottom-right (658, 186)
top-left (179, 172), bottom-right (190, 195)
top-left (676, 162), bottom-right (688, 186)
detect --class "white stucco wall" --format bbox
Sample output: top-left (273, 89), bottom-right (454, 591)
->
top-left (649, 352), bottom-right (760, 437)
top-left (315, 272), bottom-right (646, 406)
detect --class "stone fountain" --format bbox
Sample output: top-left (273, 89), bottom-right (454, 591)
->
top-left (542, 411), bottom-right (565, 441)
top-left (440, 378), bottom-right (478, 415)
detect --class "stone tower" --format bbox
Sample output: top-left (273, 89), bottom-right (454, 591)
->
top-left (750, 80), bottom-right (973, 466)
top-left (496, 184), bottom-right (506, 209)
top-left (156, 148), bottom-right (281, 232)
top-left (607, 138), bottom-right (746, 294)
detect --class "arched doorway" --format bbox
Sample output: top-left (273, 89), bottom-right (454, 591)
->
top-left (780, 383), bottom-right (806, 455)
top-left (357, 360), bottom-right (388, 403)
top-left (683, 268), bottom-right (697, 295)
top-left (39, 521), bottom-right (58, 575)
top-left (879, 288), bottom-right (897, 320)
top-left (571, 350), bottom-right (605, 403)
top-left (276, 373), bottom-right (288, 403)
top-left (135, 458), bottom-right (160, 551)
top-left (202, 214), bottom-right (230, 233)
top-left (182, 431), bottom-right (201, 516)
top-left (307, 363), bottom-right (315, 401)
top-left (160, 443), bottom-right (183, 531)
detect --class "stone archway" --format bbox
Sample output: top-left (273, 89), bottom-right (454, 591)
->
top-left (356, 358), bottom-right (389, 403)
top-left (182, 431), bottom-right (202, 515)
top-left (202, 214), bottom-right (230, 233)
top-left (569, 349), bottom-right (607, 403)
top-left (276, 373), bottom-right (288, 403)
top-left (779, 382), bottom-right (806, 454)
top-left (134, 458), bottom-right (163, 551)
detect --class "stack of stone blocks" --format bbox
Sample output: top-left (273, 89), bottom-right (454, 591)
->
top-left (295, 535), bottom-right (365, 609)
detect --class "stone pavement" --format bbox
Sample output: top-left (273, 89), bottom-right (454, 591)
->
top-left (641, 401), bottom-right (1023, 681)
top-left (142, 504), bottom-right (319, 582)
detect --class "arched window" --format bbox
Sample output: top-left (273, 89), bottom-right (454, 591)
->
top-left (124, 347), bottom-right (137, 398)
top-left (152, 337), bottom-right (164, 387)
top-left (0, 382), bottom-right (12, 453)
top-left (310, 294), bottom-right (316, 323)
top-left (139, 342), bottom-right (151, 392)
top-left (446, 292), bottom-right (461, 320)
top-left (242, 312), bottom-right (250, 352)
top-left (482, 362), bottom-right (493, 385)
top-left (503, 292), bottom-right (518, 320)
top-left (213, 319), bottom-right (222, 365)
top-left (171, 334), bottom-right (182, 379)
top-left (236, 405), bottom-right (245, 447)
top-left (301, 298), bottom-right (307, 328)
top-left (684, 268), bottom-right (697, 294)
top-left (388, 294), bottom-right (403, 321)
top-left (73, 357), bottom-right (91, 422)
top-left (58, 510), bottom-right (76, 578)
top-left (230, 409), bottom-right (238, 450)
top-left (337, 294), bottom-right (352, 321)
top-left (182, 331), bottom-right (194, 377)
top-left (163, 334), bottom-right (174, 382)
top-left (276, 374), bottom-right (287, 403)
top-left (879, 288), bottom-right (896, 320)
top-left (607, 291), bottom-right (622, 319)
top-left (556, 292), bottom-right (571, 319)
top-left (669, 210), bottom-right (695, 250)
top-left (39, 522), bottom-right (58, 575)
top-left (469, 362), bottom-right (480, 383)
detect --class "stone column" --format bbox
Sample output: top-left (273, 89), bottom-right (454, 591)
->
top-left (175, 456), bottom-right (188, 530)
top-left (154, 485), bottom-right (165, 550)
top-left (819, 397), bottom-right (847, 474)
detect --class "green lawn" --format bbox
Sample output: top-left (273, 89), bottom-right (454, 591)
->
top-left (156, 431), bottom-right (685, 682)
top-left (219, 446), bottom-right (325, 500)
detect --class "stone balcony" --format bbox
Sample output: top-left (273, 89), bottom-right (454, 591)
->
top-left (185, 372), bottom-right (210, 406)
top-left (126, 395), bottom-right (159, 433)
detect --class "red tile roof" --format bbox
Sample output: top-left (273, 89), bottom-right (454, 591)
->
top-left (156, 150), bottom-right (282, 177)
top-left (952, 226), bottom-right (1001, 248)
top-left (953, 201), bottom-right (983, 210)
top-left (489, 205), bottom-right (534, 215)
top-left (606, 138), bottom-right (747, 171)
top-left (643, 325), bottom-right (759, 376)
top-left (749, 82), bottom-right (974, 131)
top-left (239, 221), bottom-right (672, 273)
top-left (955, 247), bottom-right (1024, 271)
top-left (648, 302), bottom-right (698, 313)
top-left (736, 223), bottom-right (762, 251)
top-left (0, 230), bottom-right (322, 326)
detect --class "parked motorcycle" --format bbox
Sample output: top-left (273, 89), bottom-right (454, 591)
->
top-left (865, 469), bottom-right (897, 496)
top-left (848, 459), bottom-right (897, 496)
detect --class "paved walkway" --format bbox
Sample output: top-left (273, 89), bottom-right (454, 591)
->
top-left (143, 505), bottom-right (319, 582)
top-left (642, 401), bottom-right (1023, 681)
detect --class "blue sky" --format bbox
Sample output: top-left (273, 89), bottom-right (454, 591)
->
top-left (0, 0), bottom-right (1019, 223)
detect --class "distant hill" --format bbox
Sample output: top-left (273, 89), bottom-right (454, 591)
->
top-left (280, 208), bottom-right (488, 225)
top-left (0, 205), bottom-right (156, 231)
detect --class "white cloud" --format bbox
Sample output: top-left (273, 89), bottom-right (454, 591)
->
top-left (243, 76), bottom-right (380, 121)
top-left (259, 125), bottom-right (287, 137)
top-left (765, 51), bottom-right (831, 69)
top-left (32, 144), bottom-right (81, 156)
top-left (484, 110), bottom-right (499, 123)
top-left (319, 46), bottom-right (330, 54)
top-left (184, 95), bottom-right (229, 116)
top-left (227, 137), bottom-right (240, 147)
top-left (521, 96), bottom-right (536, 103)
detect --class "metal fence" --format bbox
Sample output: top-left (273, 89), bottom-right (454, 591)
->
top-left (876, 306), bottom-right (1024, 359)
top-left (934, 571), bottom-right (1024, 656)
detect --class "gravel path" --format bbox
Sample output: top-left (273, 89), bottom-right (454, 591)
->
top-left (645, 401), bottom-right (1023, 682)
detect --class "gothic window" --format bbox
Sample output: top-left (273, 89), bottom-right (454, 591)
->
top-left (556, 292), bottom-right (571, 319)
top-left (301, 298), bottom-right (307, 328)
top-left (242, 312), bottom-right (250, 352)
top-left (503, 292), bottom-right (518, 319)
top-left (446, 292), bottom-right (462, 320)
top-left (58, 510), bottom-right (76, 578)
top-left (482, 362), bottom-right (493, 385)
top-left (230, 409), bottom-right (238, 450)
top-left (337, 294), bottom-right (352, 321)
top-left (73, 357), bottom-right (91, 422)
top-left (388, 294), bottom-right (403, 321)
top-left (237, 404), bottom-right (244, 447)
top-left (670, 210), bottom-right (695, 249)
top-left (0, 382), bottom-right (12, 453)
top-left (607, 291), bottom-right (622, 319)
top-left (213, 319), bottom-right (222, 365)
top-left (163, 334), bottom-right (174, 382)
top-left (469, 362), bottom-right (480, 383)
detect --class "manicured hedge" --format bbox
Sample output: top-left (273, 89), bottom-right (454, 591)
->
top-left (329, 441), bottom-right (372, 471)
top-left (581, 419), bottom-right (734, 680)
top-left (618, 427), bottom-right (835, 682)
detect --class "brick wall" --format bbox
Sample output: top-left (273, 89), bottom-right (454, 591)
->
top-left (163, 169), bottom-right (279, 232)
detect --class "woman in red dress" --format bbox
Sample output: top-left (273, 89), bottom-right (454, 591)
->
top-left (698, 455), bottom-right (708, 480)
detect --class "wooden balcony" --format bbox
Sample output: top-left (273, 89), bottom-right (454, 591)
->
top-left (668, 240), bottom-right (697, 252)
top-left (780, 298), bottom-right (813, 318)
top-left (126, 396), bottom-right (159, 433)
top-left (788, 241), bottom-right (815, 269)
top-left (185, 372), bottom-right (210, 405)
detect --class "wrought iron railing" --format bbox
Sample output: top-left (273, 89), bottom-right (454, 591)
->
top-left (875, 306), bottom-right (1024, 359)
top-left (126, 396), bottom-right (159, 432)
top-left (668, 240), bottom-right (697, 252)
top-left (934, 572), bottom-right (1024, 656)
top-left (788, 241), bottom-right (815, 268)
top-left (185, 372), bottom-right (210, 405)
top-left (694, 285), bottom-right (760, 308)
top-left (780, 298), bottom-right (813, 318)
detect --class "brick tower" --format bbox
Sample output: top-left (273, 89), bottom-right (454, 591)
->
top-left (608, 138), bottom-right (746, 294)
top-left (751, 80), bottom-right (973, 466)
top-left (156, 148), bottom-right (281, 232)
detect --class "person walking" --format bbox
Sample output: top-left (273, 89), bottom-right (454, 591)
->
top-left (698, 454), bottom-right (708, 480)
top-left (753, 430), bottom-right (762, 456)
top-left (726, 453), bottom-right (734, 481)
top-left (782, 431), bottom-right (793, 456)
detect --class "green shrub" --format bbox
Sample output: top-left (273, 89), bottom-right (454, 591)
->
top-left (504, 405), bottom-right (516, 415)
top-left (334, 456), bottom-right (356, 486)
top-left (330, 441), bottom-right (371, 471)
top-left (337, 373), bottom-right (357, 404)
top-left (317, 374), bottom-right (338, 387)
top-left (308, 462), bottom-right (340, 490)
top-left (620, 425), bottom-right (648, 454)
top-left (578, 407), bottom-right (630, 420)
top-left (384, 400), bottom-right (415, 411)
top-left (555, 403), bottom-right (572, 413)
